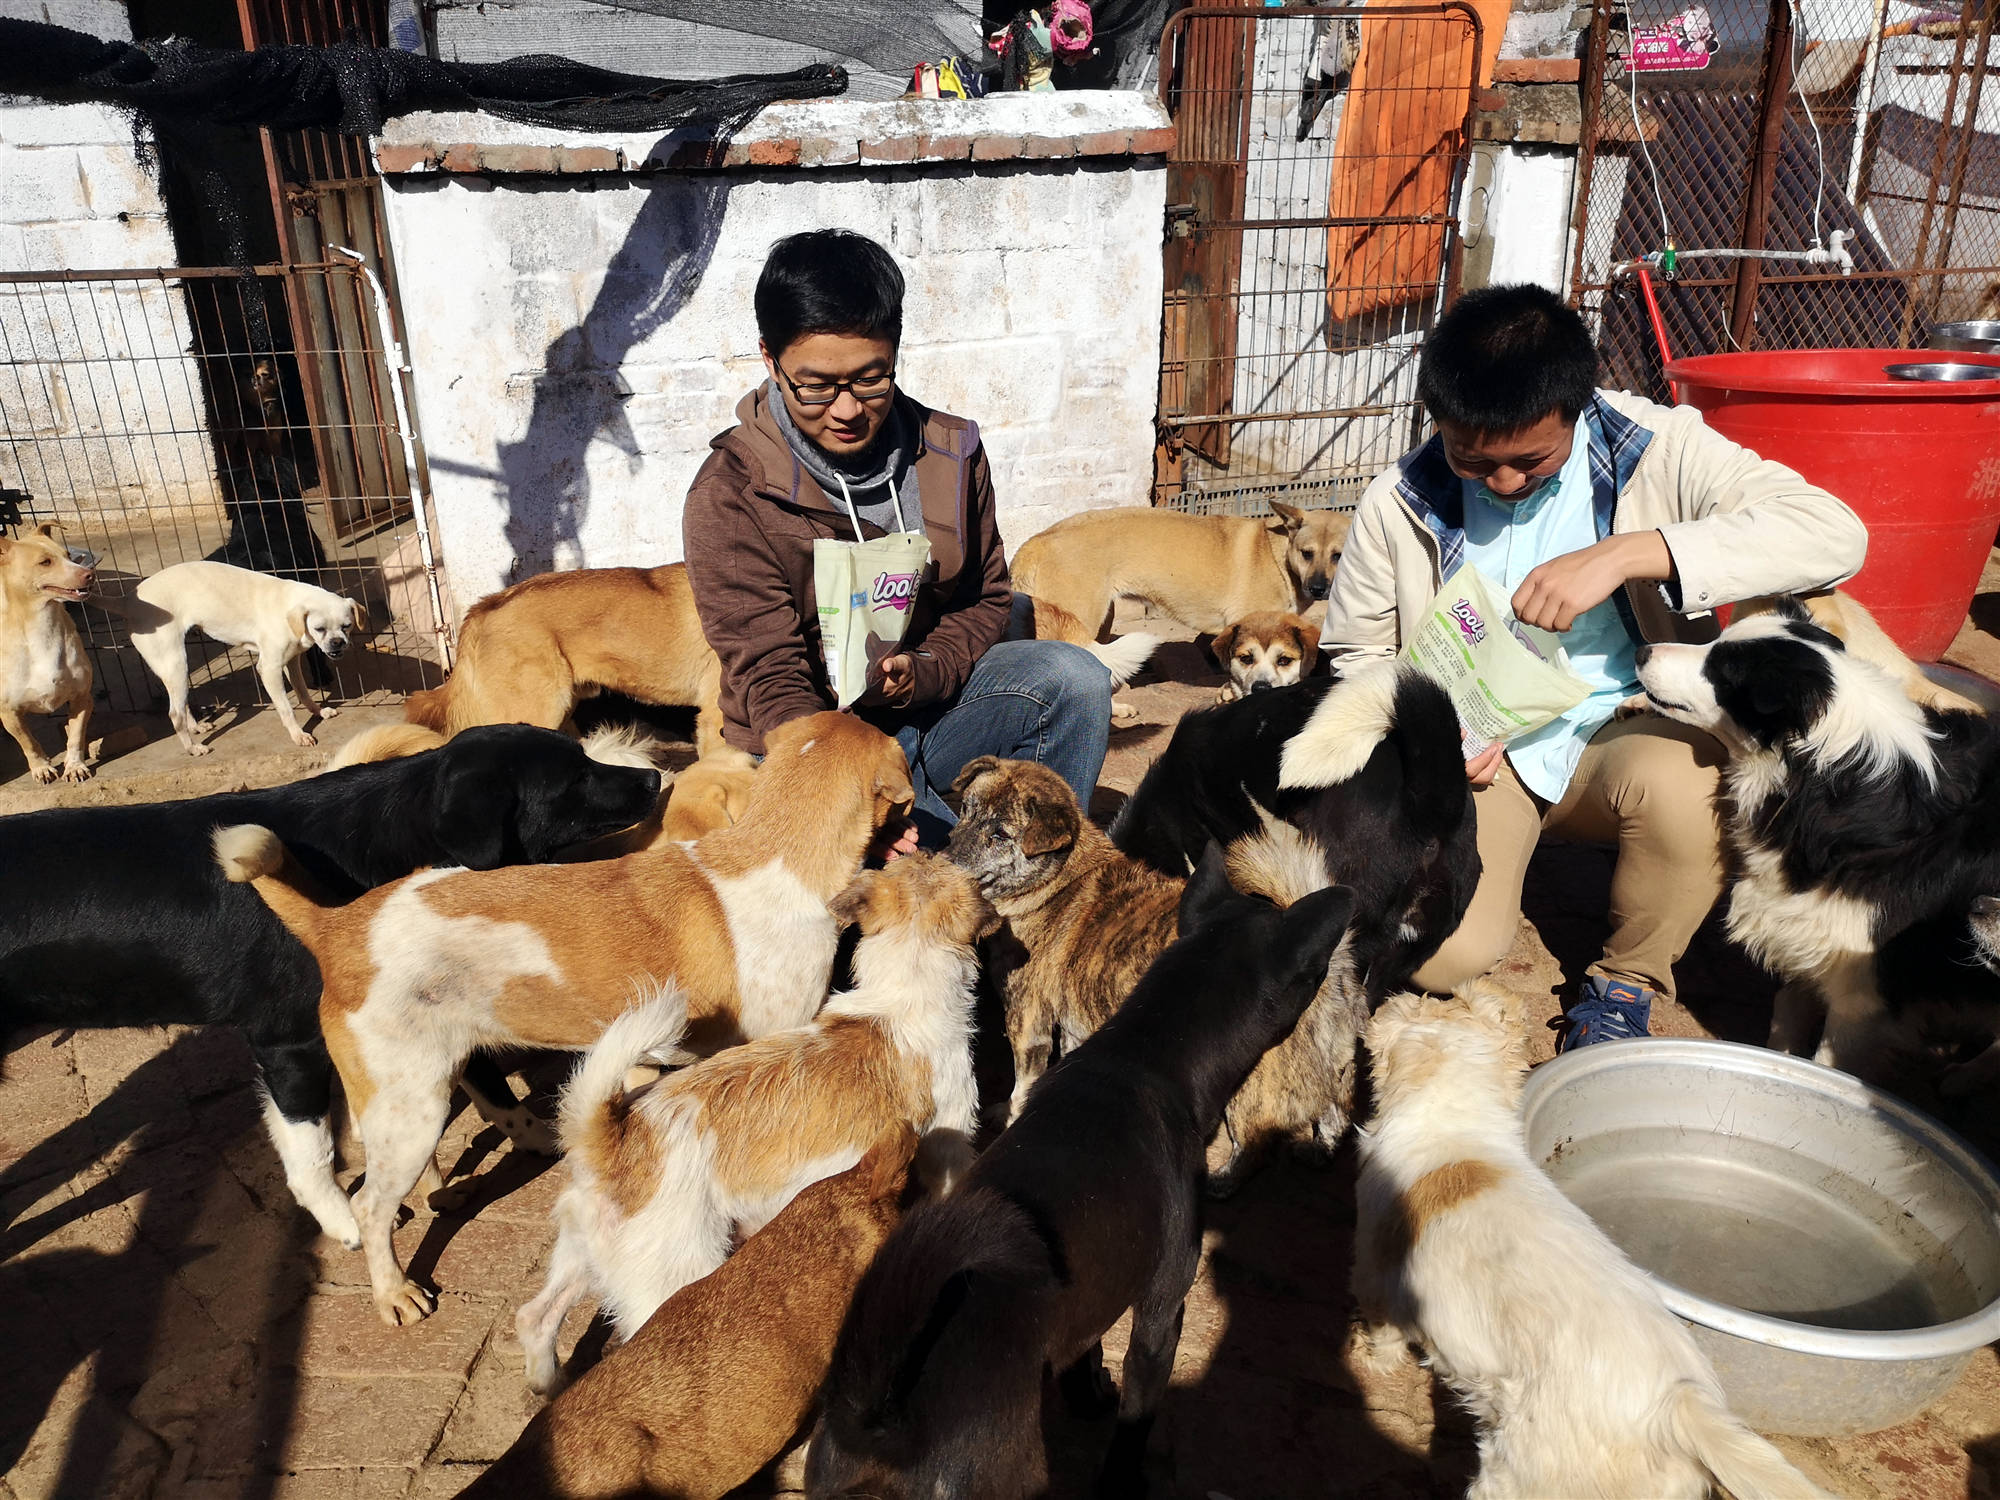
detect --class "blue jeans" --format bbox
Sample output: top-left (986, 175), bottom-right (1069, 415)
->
top-left (862, 640), bottom-right (1113, 848)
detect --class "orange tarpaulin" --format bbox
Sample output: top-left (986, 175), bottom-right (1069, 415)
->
top-left (1324, 0), bottom-right (1511, 330)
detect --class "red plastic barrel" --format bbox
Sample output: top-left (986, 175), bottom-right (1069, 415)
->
top-left (1663, 349), bottom-right (2000, 660)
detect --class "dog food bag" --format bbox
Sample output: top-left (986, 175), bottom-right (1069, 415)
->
top-left (814, 530), bottom-right (934, 709)
top-left (1401, 565), bottom-right (1592, 756)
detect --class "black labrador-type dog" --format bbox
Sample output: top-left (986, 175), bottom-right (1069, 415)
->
top-left (808, 846), bottom-right (1356, 1499)
top-left (1109, 665), bottom-right (1477, 1003)
top-left (0, 725), bottom-right (659, 1246)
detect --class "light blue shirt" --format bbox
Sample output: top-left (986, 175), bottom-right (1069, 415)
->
top-left (1461, 430), bottom-right (1640, 803)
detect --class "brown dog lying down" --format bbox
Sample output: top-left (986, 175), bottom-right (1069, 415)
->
top-left (1211, 610), bottom-right (1318, 704)
top-left (463, 1126), bottom-right (922, 1500)
top-left (215, 711), bottom-right (912, 1327)
top-left (1737, 589), bottom-right (1983, 713)
top-left (948, 756), bottom-right (1369, 1192)
top-left (404, 562), bottom-right (727, 756)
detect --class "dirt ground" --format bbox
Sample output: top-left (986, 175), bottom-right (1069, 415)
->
top-left (5, 571), bottom-right (2000, 1500)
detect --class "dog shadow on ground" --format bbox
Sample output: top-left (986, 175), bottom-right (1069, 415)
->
top-left (0, 1027), bottom-right (315, 1500)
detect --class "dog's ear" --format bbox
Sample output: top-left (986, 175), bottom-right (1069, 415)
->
top-left (1178, 841), bottom-right (1238, 932)
top-left (287, 605), bottom-right (311, 645)
top-left (1267, 501), bottom-right (1306, 534)
top-left (434, 762), bottom-right (516, 870)
top-left (1295, 627), bottom-right (1320, 676)
top-left (1210, 623), bottom-right (1240, 666)
top-left (30, 520), bottom-right (63, 541)
top-left (1325, 511), bottom-right (1353, 554)
top-left (950, 755), bottom-right (1006, 797)
top-left (829, 873), bottom-right (880, 931)
top-left (1769, 594), bottom-right (1813, 625)
top-left (1017, 795), bottom-right (1080, 858)
top-left (1273, 884), bottom-right (1356, 988)
top-left (964, 889), bottom-right (1003, 944)
top-left (347, 598), bottom-right (371, 635)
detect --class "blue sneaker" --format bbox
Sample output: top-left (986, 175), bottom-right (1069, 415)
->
top-left (1551, 975), bottom-right (1654, 1051)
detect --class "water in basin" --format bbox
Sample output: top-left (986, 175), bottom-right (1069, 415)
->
top-left (1544, 1126), bottom-right (1983, 1332)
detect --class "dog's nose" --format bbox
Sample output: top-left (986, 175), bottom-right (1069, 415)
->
top-left (1633, 644), bottom-right (1653, 669)
top-left (1249, 679), bottom-right (1275, 694)
top-left (1309, 580), bottom-right (1331, 600)
top-left (324, 640), bottom-right (348, 658)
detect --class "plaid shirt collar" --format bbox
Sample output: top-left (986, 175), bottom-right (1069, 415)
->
top-left (1392, 393), bottom-right (1654, 580)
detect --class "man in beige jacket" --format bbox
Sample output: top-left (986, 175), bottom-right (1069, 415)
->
top-left (1321, 284), bottom-right (1866, 1045)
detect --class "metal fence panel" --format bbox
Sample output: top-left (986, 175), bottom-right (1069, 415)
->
top-left (0, 264), bottom-right (445, 716)
top-left (1156, 3), bottom-right (1482, 516)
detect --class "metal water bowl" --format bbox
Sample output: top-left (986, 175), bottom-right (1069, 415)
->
top-left (1520, 1040), bottom-right (2000, 1436)
top-left (1929, 320), bottom-right (2000, 355)
top-left (1884, 360), bottom-right (2000, 382)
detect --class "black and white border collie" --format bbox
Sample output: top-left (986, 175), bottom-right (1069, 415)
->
top-left (1635, 597), bottom-right (2000, 1075)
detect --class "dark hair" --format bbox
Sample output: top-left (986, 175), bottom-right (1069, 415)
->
top-left (1417, 283), bottom-right (1599, 434)
top-left (754, 230), bottom-right (905, 358)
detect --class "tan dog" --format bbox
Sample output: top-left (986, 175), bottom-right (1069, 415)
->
top-left (0, 521), bottom-right (94, 783)
top-left (214, 711), bottom-right (911, 1327)
top-left (324, 721), bottom-right (446, 770)
top-left (1212, 610), bottom-right (1318, 703)
top-left (515, 854), bottom-right (991, 1394)
top-left (405, 563), bottom-right (725, 756)
top-left (946, 756), bottom-right (1184, 1123)
top-left (1012, 501), bottom-right (1350, 640)
top-left (465, 1126), bottom-right (920, 1500)
top-left (948, 757), bottom-right (1367, 1191)
top-left (1737, 589), bottom-right (1982, 713)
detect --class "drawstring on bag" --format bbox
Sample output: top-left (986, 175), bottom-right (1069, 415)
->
top-left (833, 471), bottom-right (908, 544)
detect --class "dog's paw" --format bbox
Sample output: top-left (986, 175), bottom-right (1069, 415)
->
top-left (426, 1177), bottom-right (475, 1214)
top-left (60, 761), bottom-right (92, 784)
top-left (290, 729), bottom-right (318, 749)
top-left (374, 1279), bottom-right (437, 1327)
top-left (187, 741), bottom-right (213, 757)
top-left (1215, 682), bottom-right (1244, 705)
top-left (1612, 693), bottom-right (1655, 721)
top-left (1346, 1320), bottom-right (1413, 1377)
top-left (320, 705), bottom-right (340, 721)
top-left (1110, 699), bottom-right (1143, 727)
top-left (523, 1353), bottom-right (568, 1399)
top-left (31, 763), bottom-right (58, 784)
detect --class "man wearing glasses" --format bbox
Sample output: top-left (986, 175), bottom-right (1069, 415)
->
top-left (683, 229), bottom-right (1115, 849)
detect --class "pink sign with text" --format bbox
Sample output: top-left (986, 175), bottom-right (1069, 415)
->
top-left (1630, 5), bottom-right (1719, 70)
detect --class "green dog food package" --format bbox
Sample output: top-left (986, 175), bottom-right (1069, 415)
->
top-left (813, 530), bottom-right (934, 709)
top-left (1401, 564), bottom-right (1592, 756)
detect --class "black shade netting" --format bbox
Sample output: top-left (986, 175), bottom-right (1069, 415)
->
top-left (0, 17), bottom-right (848, 135)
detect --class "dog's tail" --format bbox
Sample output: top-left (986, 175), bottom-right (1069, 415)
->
top-left (1661, 1382), bottom-right (1830, 1500)
top-left (578, 723), bottom-right (671, 772)
top-left (324, 722), bottom-right (447, 771)
top-left (820, 1185), bottom-right (1056, 1434)
top-left (402, 682), bottom-right (452, 731)
top-left (1081, 632), bottom-right (1160, 689)
top-left (1278, 659), bottom-right (1406, 789)
top-left (557, 986), bottom-right (691, 1166)
top-left (1225, 807), bottom-right (1327, 908)
top-left (212, 824), bottom-right (339, 946)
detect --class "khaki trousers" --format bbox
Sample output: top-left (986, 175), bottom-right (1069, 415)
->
top-left (1413, 716), bottom-right (1727, 1001)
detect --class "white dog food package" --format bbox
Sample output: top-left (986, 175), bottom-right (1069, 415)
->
top-left (1401, 564), bottom-right (1592, 756)
top-left (813, 530), bottom-right (933, 709)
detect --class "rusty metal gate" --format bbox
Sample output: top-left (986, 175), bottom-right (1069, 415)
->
top-left (1155, 3), bottom-right (1483, 515)
top-left (1570, 0), bottom-right (2000, 396)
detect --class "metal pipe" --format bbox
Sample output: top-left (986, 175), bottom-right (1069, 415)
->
top-left (1567, 0), bottom-right (1616, 309)
top-left (1846, 0), bottom-right (1892, 204)
top-left (1633, 263), bottom-right (1678, 402)
top-left (1899, 0), bottom-right (1979, 344)
top-left (1730, 0), bottom-right (1798, 351)
top-left (1928, 0), bottom-right (1997, 317)
top-left (327, 244), bottom-right (453, 669)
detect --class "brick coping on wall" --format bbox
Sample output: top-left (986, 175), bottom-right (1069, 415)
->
top-left (374, 93), bottom-right (1174, 176)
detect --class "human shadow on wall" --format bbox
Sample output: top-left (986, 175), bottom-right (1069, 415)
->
top-left (493, 160), bottom-right (734, 583)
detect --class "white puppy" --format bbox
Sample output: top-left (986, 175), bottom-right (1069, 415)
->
top-left (1351, 983), bottom-right (1829, 1500)
top-left (126, 560), bottom-right (367, 753)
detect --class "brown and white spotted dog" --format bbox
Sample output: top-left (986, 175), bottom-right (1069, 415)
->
top-left (214, 711), bottom-right (913, 1328)
top-left (1212, 610), bottom-right (1319, 704)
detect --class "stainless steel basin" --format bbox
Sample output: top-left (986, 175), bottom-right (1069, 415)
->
top-left (1520, 1039), bottom-right (2000, 1436)
top-left (1929, 320), bottom-right (2000, 354)
top-left (1884, 360), bottom-right (2000, 382)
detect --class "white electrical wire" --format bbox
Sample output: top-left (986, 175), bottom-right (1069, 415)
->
top-left (1624, 46), bottom-right (1674, 249)
top-left (1789, 0), bottom-right (1829, 246)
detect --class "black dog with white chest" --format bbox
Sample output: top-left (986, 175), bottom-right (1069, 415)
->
top-left (807, 846), bottom-right (1356, 1499)
top-left (1108, 662), bottom-right (1476, 1002)
top-left (0, 725), bottom-right (660, 1245)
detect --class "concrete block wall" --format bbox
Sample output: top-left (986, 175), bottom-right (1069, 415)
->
top-left (0, 0), bottom-right (221, 521)
top-left (374, 93), bottom-right (1171, 610)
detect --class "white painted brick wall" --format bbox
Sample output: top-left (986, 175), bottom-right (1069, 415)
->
top-left (378, 99), bottom-right (1169, 609)
top-left (1, 0), bottom-right (221, 520)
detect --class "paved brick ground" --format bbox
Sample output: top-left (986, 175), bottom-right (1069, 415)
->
top-left (5, 589), bottom-right (2000, 1499)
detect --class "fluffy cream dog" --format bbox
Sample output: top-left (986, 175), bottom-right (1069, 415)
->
top-left (124, 558), bottom-right (367, 753)
top-left (516, 853), bottom-right (991, 1394)
top-left (1352, 983), bottom-right (1829, 1500)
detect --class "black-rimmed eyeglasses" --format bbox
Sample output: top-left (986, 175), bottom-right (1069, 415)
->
top-left (776, 358), bottom-right (896, 409)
